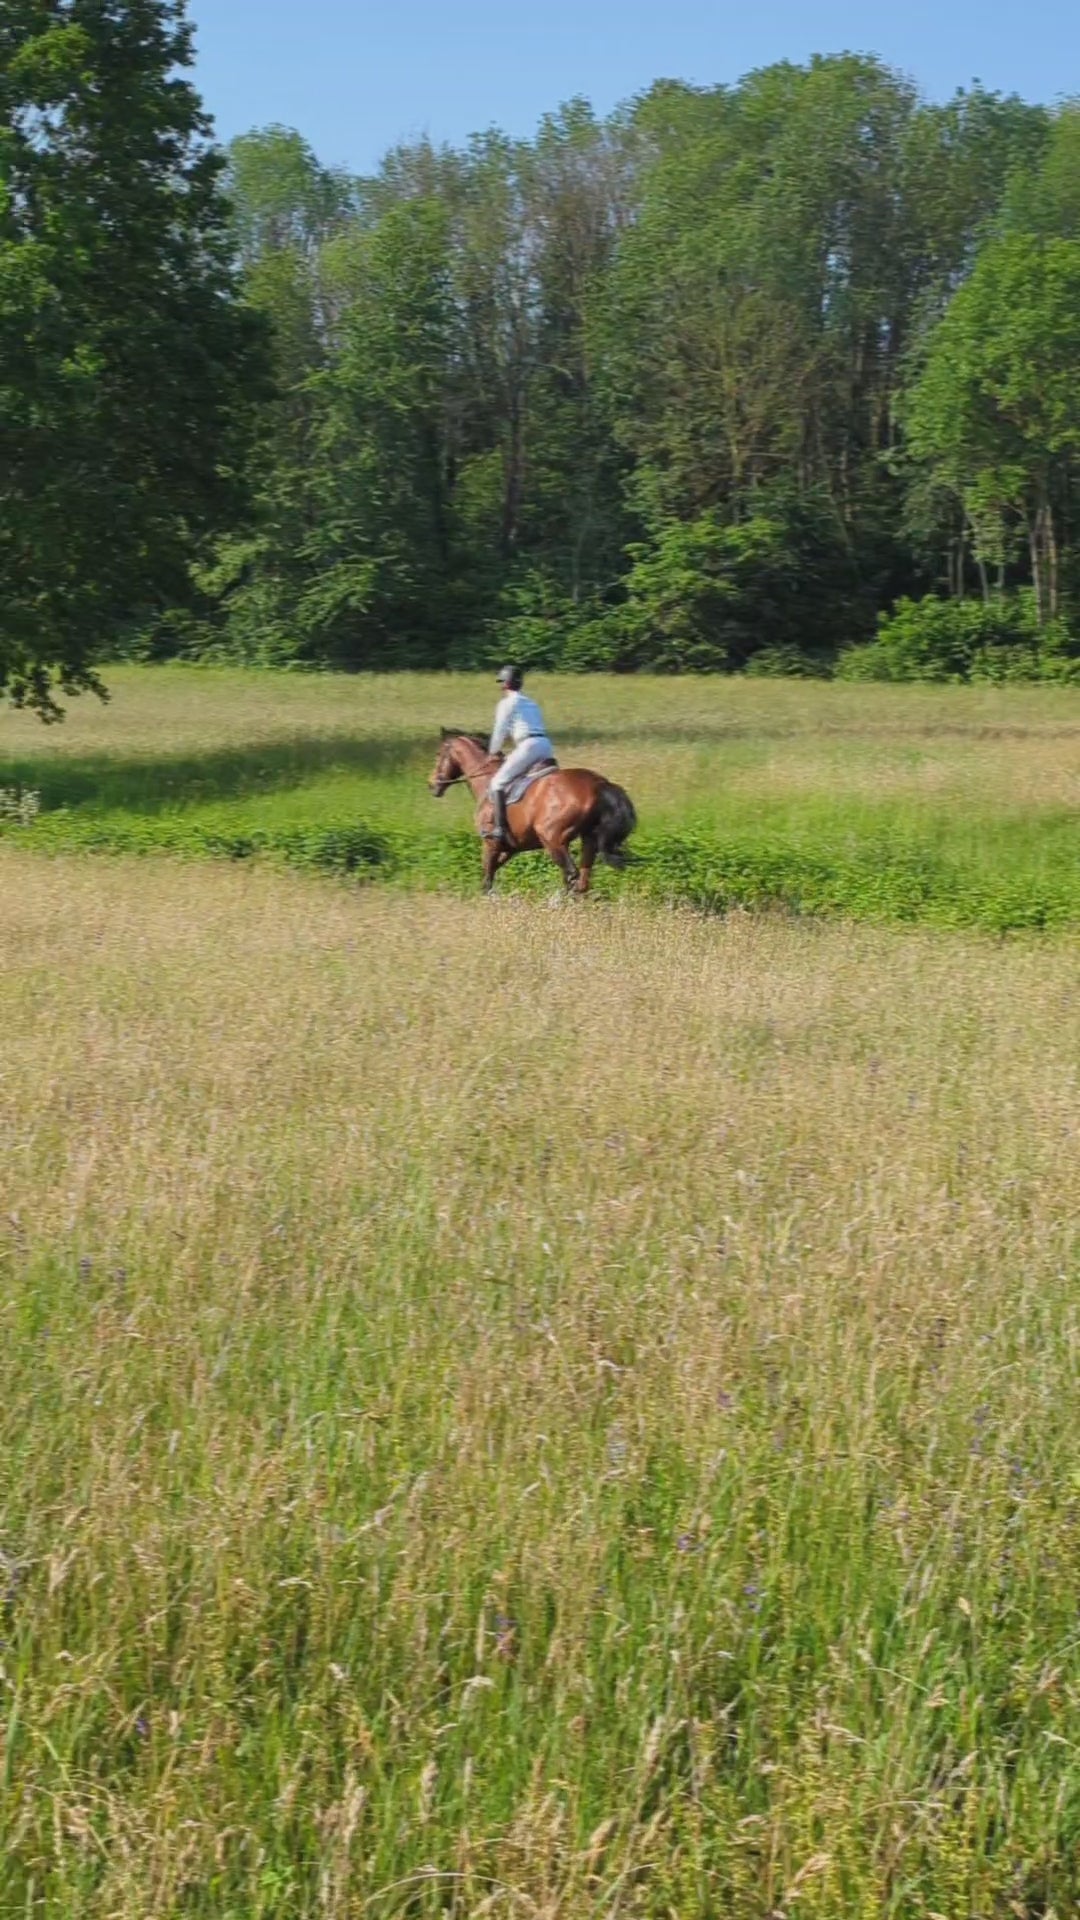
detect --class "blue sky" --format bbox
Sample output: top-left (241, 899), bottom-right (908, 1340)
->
top-left (188, 0), bottom-right (1080, 173)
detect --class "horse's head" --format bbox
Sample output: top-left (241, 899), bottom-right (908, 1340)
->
top-left (428, 729), bottom-right (472, 797)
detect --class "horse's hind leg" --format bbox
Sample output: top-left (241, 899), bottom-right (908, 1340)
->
top-left (541, 834), bottom-right (578, 892)
top-left (575, 833), bottom-right (597, 896)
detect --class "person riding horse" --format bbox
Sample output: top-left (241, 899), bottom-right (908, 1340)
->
top-left (428, 712), bottom-right (637, 893)
top-left (486, 665), bottom-right (556, 845)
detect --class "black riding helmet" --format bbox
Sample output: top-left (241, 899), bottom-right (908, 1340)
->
top-left (495, 664), bottom-right (523, 691)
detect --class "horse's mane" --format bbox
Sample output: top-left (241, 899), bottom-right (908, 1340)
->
top-left (442, 729), bottom-right (490, 753)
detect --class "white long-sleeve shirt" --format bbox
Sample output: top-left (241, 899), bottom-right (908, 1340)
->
top-left (489, 690), bottom-right (550, 754)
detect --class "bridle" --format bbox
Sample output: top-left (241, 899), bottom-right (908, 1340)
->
top-left (432, 744), bottom-right (498, 795)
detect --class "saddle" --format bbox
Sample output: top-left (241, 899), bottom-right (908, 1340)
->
top-left (505, 758), bottom-right (558, 804)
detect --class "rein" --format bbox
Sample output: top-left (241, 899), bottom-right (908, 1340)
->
top-left (438, 747), bottom-right (499, 791)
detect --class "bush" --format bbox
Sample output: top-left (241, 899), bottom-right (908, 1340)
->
top-left (479, 572), bottom-right (581, 673)
top-left (8, 805), bottom-right (1078, 933)
top-left (556, 485), bottom-right (866, 674)
top-left (743, 644), bottom-right (831, 679)
top-left (838, 592), bottom-right (1080, 683)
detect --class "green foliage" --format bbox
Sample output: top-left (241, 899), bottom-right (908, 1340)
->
top-left (188, 61), bottom-right (1055, 680)
top-left (481, 570), bottom-right (586, 671)
top-left (9, 777), bottom-right (1080, 935)
top-left (13, 800), bottom-right (1077, 934)
top-left (5, 39), bottom-right (1079, 693)
top-left (211, 199), bottom-right (462, 669)
top-left (838, 593), bottom-right (1080, 683)
top-left (742, 644), bottom-right (831, 679)
top-left (297, 201), bottom-right (459, 666)
top-left (0, 0), bottom-right (267, 714)
top-left (575, 489), bottom-right (863, 672)
top-left (1003, 102), bottom-right (1080, 241)
top-left (901, 235), bottom-right (1080, 624)
top-left (594, 63), bottom-right (1043, 537)
top-left (224, 124), bottom-right (355, 273)
top-left (193, 102), bottom-right (639, 671)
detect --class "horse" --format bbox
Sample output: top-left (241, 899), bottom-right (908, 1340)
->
top-left (428, 730), bottom-right (637, 895)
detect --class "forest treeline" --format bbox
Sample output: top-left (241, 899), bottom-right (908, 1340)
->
top-left (4, 3), bottom-right (1080, 708)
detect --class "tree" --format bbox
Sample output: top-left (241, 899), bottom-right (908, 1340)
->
top-left (223, 113), bottom-right (639, 666)
top-left (0, 0), bottom-right (266, 713)
top-left (902, 236), bottom-right (1080, 622)
top-left (513, 101), bottom-right (638, 608)
top-left (565, 484), bottom-right (860, 671)
top-left (225, 126), bottom-right (354, 276)
top-left (1004, 104), bottom-right (1080, 243)
top-left (120, 62), bottom-right (1067, 681)
top-left (195, 128), bottom-right (357, 666)
top-left (289, 199), bottom-right (458, 666)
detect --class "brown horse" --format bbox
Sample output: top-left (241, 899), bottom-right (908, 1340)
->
top-left (428, 730), bottom-right (637, 894)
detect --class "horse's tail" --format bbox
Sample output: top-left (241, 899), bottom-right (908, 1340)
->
top-left (593, 781), bottom-right (638, 868)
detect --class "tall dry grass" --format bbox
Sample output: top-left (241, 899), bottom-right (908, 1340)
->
top-left (2, 849), bottom-right (1079, 1915)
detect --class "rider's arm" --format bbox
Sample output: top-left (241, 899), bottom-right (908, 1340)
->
top-left (489, 693), bottom-right (513, 755)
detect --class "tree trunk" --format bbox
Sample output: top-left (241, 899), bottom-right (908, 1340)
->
top-left (500, 394), bottom-right (524, 557)
top-left (1028, 512), bottom-right (1046, 628)
top-left (1048, 508), bottom-right (1060, 620)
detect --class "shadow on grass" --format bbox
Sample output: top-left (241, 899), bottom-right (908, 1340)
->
top-left (0, 732), bottom-right (441, 815)
top-left (8, 708), bottom-right (1080, 820)
top-left (0, 722), bottom-right (741, 816)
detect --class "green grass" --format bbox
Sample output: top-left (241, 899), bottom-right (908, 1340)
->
top-left (2, 666), bottom-right (1080, 929)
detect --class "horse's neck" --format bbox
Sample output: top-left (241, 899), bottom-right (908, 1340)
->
top-left (458, 740), bottom-right (493, 797)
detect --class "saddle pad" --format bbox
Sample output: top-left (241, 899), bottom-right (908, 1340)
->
top-left (506, 759), bottom-right (559, 804)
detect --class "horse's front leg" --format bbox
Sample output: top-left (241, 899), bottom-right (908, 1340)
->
top-left (482, 840), bottom-right (510, 893)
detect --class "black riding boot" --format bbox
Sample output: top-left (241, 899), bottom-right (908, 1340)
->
top-left (489, 788), bottom-right (511, 843)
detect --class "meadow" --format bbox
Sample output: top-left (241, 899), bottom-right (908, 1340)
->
top-left (2, 671), bottom-right (1080, 1917)
top-left (2, 666), bottom-right (1080, 927)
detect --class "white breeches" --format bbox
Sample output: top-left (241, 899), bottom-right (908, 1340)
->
top-left (489, 735), bottom-right (554, 793)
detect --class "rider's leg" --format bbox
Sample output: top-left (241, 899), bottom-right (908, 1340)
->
top-left (489, 784), bottom-right (510, 844)
top-left (487, 741), bottom-right (534, 842)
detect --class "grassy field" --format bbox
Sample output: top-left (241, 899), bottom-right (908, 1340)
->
top-left (3, 669), bottom-right (1080, 1914)
top-left (2, 845), bottom-right (1080, 1917)
top-left (2, 666), bottom-right (1080, 927)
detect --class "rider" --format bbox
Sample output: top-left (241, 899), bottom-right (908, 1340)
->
top-left (487, 665), bottom-right (556, 843)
